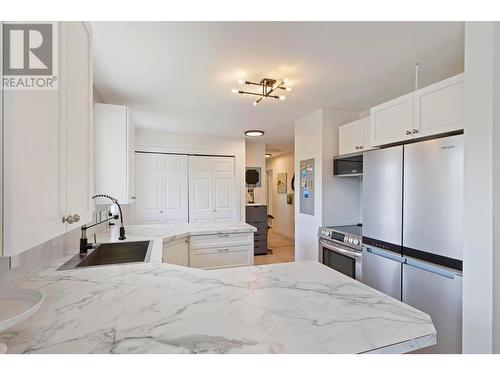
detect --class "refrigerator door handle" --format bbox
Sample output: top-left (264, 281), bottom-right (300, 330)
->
top-left (405, 257), bottom-right (462, 280)
top-left (363, 246), bottom-right (405, 263)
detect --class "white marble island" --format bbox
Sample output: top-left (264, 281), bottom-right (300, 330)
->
top-left (0, 223), bottom-right (436, 354)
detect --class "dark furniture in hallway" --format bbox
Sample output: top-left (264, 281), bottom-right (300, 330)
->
top-left (246, 205), bottom-right (268, 255)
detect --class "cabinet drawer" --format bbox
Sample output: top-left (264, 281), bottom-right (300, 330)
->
top-left (189, 232), bottom-right (253, 250)
top-left (189, 245), bottom-right (252, 269)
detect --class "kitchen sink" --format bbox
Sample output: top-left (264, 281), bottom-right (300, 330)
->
top-left (58, 241), bottom-right (152, 270)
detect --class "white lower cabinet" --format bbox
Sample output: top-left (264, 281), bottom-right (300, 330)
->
top-left (189, 245), bottom-right (253, 270)
top-left (162, 232), bottom-right (253, 269)
top-left (1, 22), bottom-right (93, 257)
top-left (162, 238), bottom-right (189, 267)
top-left (189, 233), bottom-right (253, 269)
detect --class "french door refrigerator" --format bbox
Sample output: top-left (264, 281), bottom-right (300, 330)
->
top-left (362, 134), bottom-right (463, 354)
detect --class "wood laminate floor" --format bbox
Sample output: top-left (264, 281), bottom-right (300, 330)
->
top-left (254, 229), bottom-right (295, 265)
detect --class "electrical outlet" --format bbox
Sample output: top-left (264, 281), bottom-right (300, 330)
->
top-left (10, 255), bottom-right (20, 269)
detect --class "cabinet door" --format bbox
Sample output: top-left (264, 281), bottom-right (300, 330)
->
top-left (163, 238), bottom-right (189, 266)
top-left (189, 156), bottom-right (213, 223)
top-left (163, 154), bottom-right (188, 223)
top-left (370, 93), bottom-right (414, 146)
top-left (134, 153), bottom-right (165, 223)
top-left (414, 73), bottom-right (464, 138)
top-left (65, 22), bottom-right (93, 229)
top-left (127, 110), bottom-right (136, 202)
top-left (94, 103), bottom-right (130, 204)
top-left (338, 119), bottom-right (363, 155)
top-left (3, 28), bottom-right (66, 255)
top-left (212, 157), bottom-right (235, 223)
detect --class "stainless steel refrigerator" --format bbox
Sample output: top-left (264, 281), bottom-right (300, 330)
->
top-left (361, 134), bottom-right (463, 354)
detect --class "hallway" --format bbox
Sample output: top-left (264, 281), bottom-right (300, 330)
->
top-left (254, 229), bottom-right (295, 265)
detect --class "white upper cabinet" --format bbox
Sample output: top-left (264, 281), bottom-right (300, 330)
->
top-left (189, 156), bottom-right (235, 224)
top-left (94, 103), bottom-right (135, 205)
top-left (2, 22), bottom-right (93, 257)
top-left (370, 92), bottom-right (414, 146)
top-left (65, 22), bottom-right (93, 230)
top-left (369, 73), bottom-right (464, 148)
top-left (134, 153), bottom-right (189, 224)
top-left (338, 117), bottom-right (373, 155)
top-left (339, 119), bottom-right (364, 155)
top-left (413, 73), bottom-right (464, 138)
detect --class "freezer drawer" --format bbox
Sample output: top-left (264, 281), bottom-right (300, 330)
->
top-left (402, 259), bottom-right (462, 354)
top-left (362, 246), bottom-right (404, 300)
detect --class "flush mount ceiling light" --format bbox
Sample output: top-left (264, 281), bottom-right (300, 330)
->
top-left (232, 78), bottom-right (292, 106)
top-left (265, 153), bottom-right (272, 159)
top-left (245, 130), bottom-right (264, 137)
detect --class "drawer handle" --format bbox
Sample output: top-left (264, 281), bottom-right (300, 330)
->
top-left (218, 234), bottom-right (230, 237)
top-left (217, 248), bottom-right (230, 252)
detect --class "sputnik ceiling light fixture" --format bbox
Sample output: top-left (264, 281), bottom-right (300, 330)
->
top-left (232, 78), bottom-right (292, 106)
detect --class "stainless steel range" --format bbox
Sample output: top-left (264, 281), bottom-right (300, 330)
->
top-left (318, 225), bottom-right (362, 281)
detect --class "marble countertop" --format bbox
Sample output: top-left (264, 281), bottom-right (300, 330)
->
top-left (0, 223), bottom-right (436, 354)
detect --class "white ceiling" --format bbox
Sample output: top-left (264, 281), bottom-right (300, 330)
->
top-left (92, 22), bottom-right (464, 151)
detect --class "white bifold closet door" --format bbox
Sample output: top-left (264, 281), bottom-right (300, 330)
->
top-left (189, 156), bottom-right (235, 223)
top-left (134, 153), bottom-right (189, 224)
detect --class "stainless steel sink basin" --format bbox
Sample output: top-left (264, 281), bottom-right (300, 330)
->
top-left (58, 241), bottom-right (152, 270)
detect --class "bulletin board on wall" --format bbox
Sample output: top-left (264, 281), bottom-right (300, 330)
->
top-left (299, 158), bottom-right (314, 215)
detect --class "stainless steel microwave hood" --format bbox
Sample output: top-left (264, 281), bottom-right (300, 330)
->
top-left (333, 153), bottom-right (363, 177)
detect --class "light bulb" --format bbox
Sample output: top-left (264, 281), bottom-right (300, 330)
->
top-left (253, 101), bottom-right (258, 106)
top-left (238, 79), bottom-right (245, 84)
top-left (285, 87), bottom-right (292, 92)
top-left (283, 78), bottom-right (289, 83)
top-left (231, 89), bottom-right (238, 93)
top-left (279, 96), bottom-right (286, 100)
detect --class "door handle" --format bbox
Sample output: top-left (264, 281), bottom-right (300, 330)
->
top-left (405, 257), bottom-right (461, 279)
top-left (364, 246), bottom-right (405, 263)
top-left (405, 130), bottom-right (412, 135)
top-left (412, 129), bottom-right (419, 134)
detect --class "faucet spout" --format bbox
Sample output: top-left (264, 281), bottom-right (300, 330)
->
top-left (79, 194), bottom-right (127, 254)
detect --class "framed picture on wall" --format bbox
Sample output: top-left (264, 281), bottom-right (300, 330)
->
top-left (277, 172), bottom-right (287, 194)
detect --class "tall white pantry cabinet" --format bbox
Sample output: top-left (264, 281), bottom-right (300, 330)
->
top-left (1, 22), bottom-right (94, 257)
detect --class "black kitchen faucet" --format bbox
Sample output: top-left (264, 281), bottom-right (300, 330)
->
top-left (80, 194), bottom-right (126, 254)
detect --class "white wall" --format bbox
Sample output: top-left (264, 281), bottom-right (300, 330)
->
top-left (322, 110), bottom-right (362, 227)
top-left (266, 152), bottom-right (295, 239)
top-left (245, 140), bottom-right (266, 204)
top-left (135, 128), bottom-right (246, 222)
top-left (294, 109), bottom-right (360, 261)
top-left (462, 21), bottom-right (500, 354)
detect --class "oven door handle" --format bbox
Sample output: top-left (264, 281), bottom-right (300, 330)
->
top-left (319, 239), bottom-right (361, 259)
